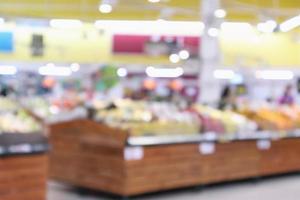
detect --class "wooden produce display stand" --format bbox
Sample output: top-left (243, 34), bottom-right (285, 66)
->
top-left (49, 119), bottom-right (300, 197)
top-left (0, 133), bottom-right (49, 200)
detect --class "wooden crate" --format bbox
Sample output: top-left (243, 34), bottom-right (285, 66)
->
top-left (49, 119), bottom-right (300, 197)
top-left (0, 154), bottom-right (48, 200)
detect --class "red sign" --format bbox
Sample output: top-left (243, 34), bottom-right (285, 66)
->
top-left (113, 34), bottom-right (200, 56)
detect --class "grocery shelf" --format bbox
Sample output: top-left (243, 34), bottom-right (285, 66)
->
top-left (49, 119), bottom-right (300, 197)
top-left (0, 132), bottom-right (48, 200)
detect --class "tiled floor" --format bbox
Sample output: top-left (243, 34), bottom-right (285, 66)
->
top-left (48, 174), bottom-right (300, 200)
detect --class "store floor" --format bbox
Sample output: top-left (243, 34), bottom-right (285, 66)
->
top-left (48, 174), bottom-right (300, 200)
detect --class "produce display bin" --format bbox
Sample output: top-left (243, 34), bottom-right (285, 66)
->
top-left (0, 133), bottom-right (49, 200)
top-left (49, 119), bottom-right (300, 197)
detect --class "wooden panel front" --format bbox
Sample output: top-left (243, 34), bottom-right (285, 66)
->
top-left (48, 120), bottom-right (300, 196)
top-left (259, 139), bottom-right (300, 175)
top-left (124, 141), bottom-right (260, 196)
top-left (49, 120), bottom-right (129, 195)
top-left (0, 154), bottom-right (47, 200)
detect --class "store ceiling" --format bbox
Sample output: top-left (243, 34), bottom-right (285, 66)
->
top-left (0, 0), bottom-right (300, 22)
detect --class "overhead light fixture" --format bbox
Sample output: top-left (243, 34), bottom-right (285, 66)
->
top-left (0, 18), bottom-right (4, 25)
top-left (99, 4), bottom-right (113, 13)
top-left (157, 19), bottom-right (166, 22)
top-left (94, 20), bottom-right (205, 36)
top-left (213, 69), bottom-right (235, 79)
top-left (257, 20), bottom-right (277, 33)
top-left (221, 22), bottom-right (253, 33)
top-left (0, 65), bottom-right (17, 75)
top-left (148, 0), bottom-right (160, 2)
top-left (146, 66), bottom-right (184, 78)
top-left (208, 27), bottom-right (219, 37)
top-left (179, 50), bottom-right (190, 60)
top-left (70, 63), bottom-right (80, 72)
top-left (117, 68), bottom-right (128, 77)
top-left (99, 0), bottom-right (117, 13)
top-left (39, 64), bottom-right (72, 76)
top-left (255, 70), bottom-right (294, 80)
top-left (169, 54), bottom-right (180, 63)
top-left (214, 9), bottom-right (227, 18)
top-left (231, 74), bottom-right (244, 84)
top-left (50, 19), bottom-right (83, 29)
top-left (280, 15), bottom-right (300, 32)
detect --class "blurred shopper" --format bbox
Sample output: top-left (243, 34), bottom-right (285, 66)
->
top-left (279, 84), bottom-right (294, 105)
top-left (0, 84), bottom-right (14, 97)
top-left (218, 85), bottom-right (237, 110)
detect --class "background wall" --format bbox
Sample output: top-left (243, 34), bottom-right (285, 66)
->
top-left (0, 23), bottom-right (111, 63)
top-left (221, 29), bottom-right (300, 67)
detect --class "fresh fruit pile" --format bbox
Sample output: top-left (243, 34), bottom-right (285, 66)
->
top-left (95, 100), bottom-right (259, 136)
top-left (95, 100), bottom-right (200, 136)
top-left (192, 105), bottom-right (257, 134)
top-left (0, 98), bottom-right (42, 134)
top-left (240, 105), bottom-right (300, 131)
top-left (0, 98), bottom-right (19, 112)
top-left (22, 97), bottom-right (51, 119)
top-left (93, 99), bottom-right (300, 136)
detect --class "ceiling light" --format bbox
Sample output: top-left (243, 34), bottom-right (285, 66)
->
top-left (213, 69), bottom-right (235, 79)
top-left (117, 68), bottom-right (128, 77)
top-left (99, 4), bottom-right (113, 13)
top-left (221, 22), bottom-right (253, 33)
top-left (179, 50), bottom-right (190, 60)
top-left (157, 19), bottom-right (166, 22)
top-left (70, 63), bottom-right (80, 72)
top-left (50, 19), bottom-right (83, 29)
top-left (0, 18), bottom-right (4, 25)
top-left (231, 74), bottom-right (244, 84)
top-left (266, 20), bottom-right (277, 28)
top-left (214, 9), bottom-right (227, 18)
top-left (0, 65), bottom-right (17, 75)
top-left (280, 15), bottom-right (300, 32)
top-left (255, 70), bottom-right (294, 80)
top-left (146, 67), bottom-right (184, 78)
top-left (148, 0), bottom-right (160, 3)
top-left (39, 64), bottom-right (72, 76)
top-left (169, 54), bottom-right (180, 63)
top-left (94, 20), bottom-right (205, 36)
top-left (257, 20), bottom-right (277, 33)
top-left (208, 28), bottom-right (219, 37)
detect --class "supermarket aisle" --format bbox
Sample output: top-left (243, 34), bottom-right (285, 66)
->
top-left (48, 175), bottom-right (300, 200)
